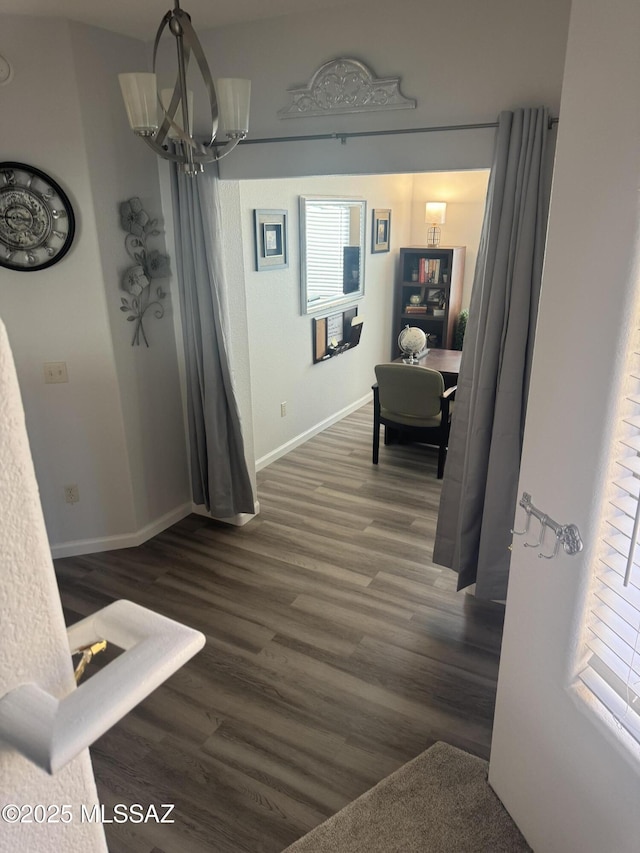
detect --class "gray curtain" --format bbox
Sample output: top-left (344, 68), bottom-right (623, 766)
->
top-left (433, 108), bottom-right (550, 600)
top-left (171, 165), bottom-right (256, 517)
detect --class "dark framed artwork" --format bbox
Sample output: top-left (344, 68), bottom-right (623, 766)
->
top-left (372, 208), bottom-right (391, 253)
top-left (254, 209), bottom-right (288, 270)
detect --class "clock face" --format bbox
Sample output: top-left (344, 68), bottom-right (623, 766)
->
top-left (0, 162), bottom-right (75, 271)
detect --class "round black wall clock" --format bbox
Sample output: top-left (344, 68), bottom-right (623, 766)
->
top-left (0, 162), bottom-right (75, 271)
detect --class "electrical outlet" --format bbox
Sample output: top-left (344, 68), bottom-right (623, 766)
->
top-left (280, 401), bottom-right (287, 417)
top-left (44, 362), bottom-right (68, 384)
top-left (64, 484), bottom-right (79, 504)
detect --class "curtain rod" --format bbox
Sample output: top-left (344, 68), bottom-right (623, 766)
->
top-left (238, 117), bottom-right (559, 147)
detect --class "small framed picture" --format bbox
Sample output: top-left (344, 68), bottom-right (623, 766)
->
top-left (254, 209), bottom-right (288, 270)
top-left (372, 208), bottom-right (391, 253)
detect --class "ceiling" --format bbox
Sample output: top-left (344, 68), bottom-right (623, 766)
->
top-left (1, 0), bottom-right (351, 40)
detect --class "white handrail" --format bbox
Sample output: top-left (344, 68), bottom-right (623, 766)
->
top-left (0, 600), bottom-right (205, 774)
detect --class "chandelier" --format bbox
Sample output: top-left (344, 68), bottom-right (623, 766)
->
top-left (118, 1), bottom-right (250, 176)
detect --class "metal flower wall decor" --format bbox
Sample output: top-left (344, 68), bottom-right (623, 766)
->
top-left (119, 197), bottom-right (170, 346)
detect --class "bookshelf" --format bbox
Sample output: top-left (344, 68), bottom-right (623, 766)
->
top-left (394, 246), bottom-right (465, 352)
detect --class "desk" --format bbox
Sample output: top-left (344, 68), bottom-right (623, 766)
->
top-left (395, 348), bottom-right (462, 388)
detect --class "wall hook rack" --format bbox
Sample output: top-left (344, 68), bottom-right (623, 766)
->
top-left (511, 492), bottom-right (583, 559)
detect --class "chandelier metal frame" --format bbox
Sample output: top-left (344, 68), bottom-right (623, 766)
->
top-left (120, 1), bottom-right (250, 175)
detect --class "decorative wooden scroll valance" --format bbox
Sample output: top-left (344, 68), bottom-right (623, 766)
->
top-left (278, 58), bottom-right (416, 119)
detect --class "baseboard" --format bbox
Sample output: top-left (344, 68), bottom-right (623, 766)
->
top-left (191, 500), bottom-right (260, 526)
top-left (50, 398), bottom-right (368, 556)
top-left (255, 394), bottom-right (371, 472)
top-left (49, 502), bottom-right (193, 559)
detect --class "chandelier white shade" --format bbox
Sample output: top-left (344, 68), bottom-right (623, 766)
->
top-left (215, 78), bottom-right (251, 137)
top-left (424, 201), bottom-right (447, 246)
top-left (119, 73), bottom-right (158, 136)
top-left (118, 1), bottom-right (250, 175)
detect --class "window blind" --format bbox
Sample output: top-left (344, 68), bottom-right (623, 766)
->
top-left (579, 328), bottom-right (640, 743)
top-left (305, 204), bottom-right (351, 301)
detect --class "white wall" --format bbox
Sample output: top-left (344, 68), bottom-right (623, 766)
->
top-left (409, 171), bottom-right (490, 310)
top-left (0, 17), bottom-right (137, 549)
top-left (0, 0), bottom-right (571, 551)
top-left (235, 170), bottom-right (486, 465)
top-left (178, 0), bottom-right (568, 472)
top-left (194, 0), bottom-right (570, 179)
top-left (488, 1), bottom-right (640, 850)
top-left (69, 22), bottom-right (190, 533)
top-left (236, 173), bottom-right (412, 463)
top-left (0, 17), bottom-right (190, 556)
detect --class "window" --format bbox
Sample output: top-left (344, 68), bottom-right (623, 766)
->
top-left (579, 326), bottom-right (640, 743)
top-left (305, 202), bottom-right (352, 301)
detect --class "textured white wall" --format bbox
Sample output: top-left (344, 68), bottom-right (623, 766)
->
top-left (0, 319), bottom-right (105, 853)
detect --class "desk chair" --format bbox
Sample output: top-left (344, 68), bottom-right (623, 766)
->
top-left (372, 363), bottom-right (456, 478)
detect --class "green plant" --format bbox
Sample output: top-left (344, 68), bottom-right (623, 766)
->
top-left (454, 309), bottom-right (469, 351)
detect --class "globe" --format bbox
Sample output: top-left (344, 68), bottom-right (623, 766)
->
top-left (398, 325), bottom-right (427, 364)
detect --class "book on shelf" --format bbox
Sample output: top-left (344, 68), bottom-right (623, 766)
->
top-left (414, 257), bottom-right (443, 284)
top-left (405, 305), bottom-right (427, 313)
top-left (427, 258), bottom-right (440, 283)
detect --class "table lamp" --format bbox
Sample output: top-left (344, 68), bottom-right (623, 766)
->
top-left (425, 202), bottom-right (447, 247)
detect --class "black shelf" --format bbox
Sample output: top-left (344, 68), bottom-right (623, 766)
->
top-left (394, 247), bottom-right (465, 353)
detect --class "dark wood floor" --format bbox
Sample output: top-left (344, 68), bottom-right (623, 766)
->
top-left (55, 402), bottom-right (504, 853)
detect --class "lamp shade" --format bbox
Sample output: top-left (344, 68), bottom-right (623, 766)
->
top-left (160, 88), bottom-right (194, 139)
top-left (215, 78), bottom-right (251, 137)
top-left (118, 73), bottom-right (158, 136)
top-left (425, 202), bottom-right (447, 225)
